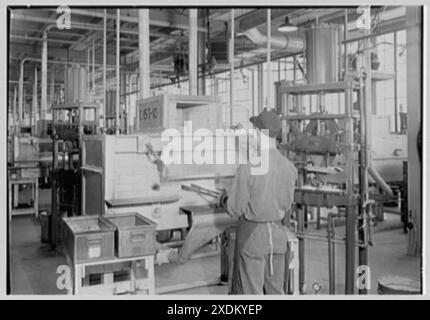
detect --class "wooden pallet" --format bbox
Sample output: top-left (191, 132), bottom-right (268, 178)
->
top-left (66, 254), bottom-right (155, 295)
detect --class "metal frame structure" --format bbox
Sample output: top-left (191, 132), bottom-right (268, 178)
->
top-left (50, 102), bottom-right (100, 247)
top-left (277, 80), bottom-right (366, 294)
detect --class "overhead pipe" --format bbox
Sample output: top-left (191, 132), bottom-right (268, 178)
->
top-left (138, 9), bottom-right (150, 99)
top-left (368, 166), bottom-right (394, 197)
top-left (12, 12), bottom-right (203, 36)
top-left (241, 27), bottom-right (304, 52)
top-left (10, 34), bottom-right (139, 50)
top-left (44, 8), bottom-right (208, 32)
top-left (189, 9), bottom-right (198, 96)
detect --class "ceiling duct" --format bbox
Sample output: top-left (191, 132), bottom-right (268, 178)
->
top-left (240, 27), bottom-right (304, 52)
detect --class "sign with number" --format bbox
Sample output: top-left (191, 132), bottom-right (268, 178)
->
top-left (137, 98), bottom-right (163, 131)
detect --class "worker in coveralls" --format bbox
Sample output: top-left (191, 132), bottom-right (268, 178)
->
top-left (227, 109), bottom-right (297, 294)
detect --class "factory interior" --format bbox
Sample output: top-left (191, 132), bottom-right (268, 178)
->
top-left (7, 6), bottom-right (423, 295)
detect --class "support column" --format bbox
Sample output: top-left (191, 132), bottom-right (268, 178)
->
top-left (18, 62), bottom-right (24, 129)
top-left (12, 86), bottom-right (17, 134)
top-left (229, 9), bottom-right (235, 125)
top-left (41, 29), bottom-right (48, 121)
top-left (344, 85), bottom-right (355, 294)
top-left (50, 69), bottom-right (54, 113)
top-left (116, 9), bottom-right (120, 134)
top-left (138, 9), bottom-right (150, 99)
top-left (32, 67), bottom-right (38, 132)
top-left (189, 9), bottom-right (198, 96)
top-left (102, 9), bottom-right (107, 129)
top-left (266, 9), bottom-right (272, 108)
top-left (197, 10), bottom-right (208, 95)
top-left (406, 6), bottom-right (422, 256)
top-left (92, 39), bottom-right (96, 95)
top-left (257, 63), bottom-right (264, 113)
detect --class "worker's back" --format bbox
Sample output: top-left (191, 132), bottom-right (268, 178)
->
top-left (247, 149), bottom-right (297, 222)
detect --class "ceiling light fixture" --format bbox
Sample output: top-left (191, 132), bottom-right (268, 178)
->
top-left (278, 17), bottom-right (297, 33)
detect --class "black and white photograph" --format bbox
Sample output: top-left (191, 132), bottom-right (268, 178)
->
top-left (2, 1), bottom-right (428, 302)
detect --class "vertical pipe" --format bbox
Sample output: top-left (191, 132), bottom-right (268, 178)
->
top-left (12, 86), bottom-right (17, 134)
top-left (257, 63), bottom-right (264, 112)
top-left (297, 205), bottom-right (305, 293)
top-left (116, 9), bottom-right (120, 134)
top-left (138, 9), bottom-right (150, 99)
top-left (344, 85), bottom-right (355, 294)
top-left (251, 68), bottom-right (255, 116)
top-left (328, 213), bottom-right (336, 294)
top-left (92, 39), bottom-right (96, 94)
top-left (87, 48), bottom-right (91, 92)
top-left (50, 69), bottom-right (54, 112)
top-left (18, 62), bottom-right (24, 129)
top-left (189, 9), bottom-right (198, 96)
top-left (393, 31), bottom-right (398, 132)
top-left (343, 10), bottom-right (349, 80)
top-left (229, 9), bottom-right (235, 125)
top-left (41, 30), bottom-right (48, 121)
top-left (266, 9), bottom-right (271, 108)
top-left (102, 9), bottom-right (107, 129)
top-left (358, 16), bottom-right (373, 294)
top-left (32, 67), bottom-right (38, 132)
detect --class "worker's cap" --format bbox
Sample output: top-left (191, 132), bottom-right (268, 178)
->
top-left (249, 109), bottom-right (282, 137)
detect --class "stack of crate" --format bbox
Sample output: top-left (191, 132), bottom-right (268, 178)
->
top-left (63, 213), bottom-right (156, 295)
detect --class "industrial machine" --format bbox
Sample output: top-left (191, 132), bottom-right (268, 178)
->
top-left (275, 23), bottom-right (397, 294)
top-left (80, 94), bottom-right (239, 269)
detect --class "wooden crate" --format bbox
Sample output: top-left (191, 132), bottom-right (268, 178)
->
top-left (66, 254), bottom-right (155, 295)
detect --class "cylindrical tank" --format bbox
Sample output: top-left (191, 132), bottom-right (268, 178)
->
top-left (305, 24), bottom-right (339, 84)
top-left (65, 65), bottom-right (89, 104)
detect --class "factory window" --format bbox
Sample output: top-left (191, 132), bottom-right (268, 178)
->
top-left (374, 30), bottom-right (407, 134)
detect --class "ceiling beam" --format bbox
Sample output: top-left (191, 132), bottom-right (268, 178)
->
top-left (39, 8), bottom-right (208, 32)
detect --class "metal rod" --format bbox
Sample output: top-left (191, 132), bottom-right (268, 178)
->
top-left (229, 9), bottom-right (235, 125)
top-left (116, 9), bottom-right (120, 135)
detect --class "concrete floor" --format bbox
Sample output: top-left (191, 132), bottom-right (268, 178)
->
top-left (9, 189), bottom-right (421, 295)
